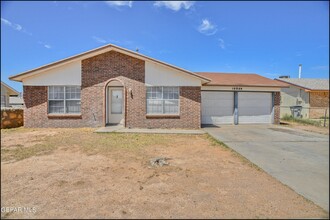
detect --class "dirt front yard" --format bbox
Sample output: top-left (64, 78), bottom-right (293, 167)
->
top-left (1, 128), bottom-right (328, 219)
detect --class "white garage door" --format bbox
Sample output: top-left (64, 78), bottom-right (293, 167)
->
top-left (238, 92), bottom-right (273, 124)
top-left (201, 92), bottom-right (234, 124)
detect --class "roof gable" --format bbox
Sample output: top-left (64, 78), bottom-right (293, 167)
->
top-left (1, 81), bottom-right (19, 95)
top-left (275, 78), bottom-right (329, 91)
top-left (9, 44), bottom-right (210, 83)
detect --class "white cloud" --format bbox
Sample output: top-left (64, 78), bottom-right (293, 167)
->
top-left (1, 18), bottom-right (11, 25)
top-left (154, 1), bottom-right (194, 11)
top-left (218, 38), bottom-right (225, 49)
top-left (38, 41), bottom-right (52, 49)
top-left (108, 38), bottom-right (121, 44)
top-left (1, 17), bottom-right (32, 35)
top-left (93, 37), bottom-right (134, 47)
top-left (105, 1), bottom-right (133, 8)
top-left (198, 19), bottom-right (217, 36)
top-left (44, 44), bottom-right (52, 49)
top-left (92, 36), bottom-right (107, 44)
top-left (2, 18), bottom-right (52, 49)
top-left (1, 18), bottom-right (23, 31)
top-left (14, 24), bottom-right (22, 31)
top-left (108, 39), bottom-right (134, 46)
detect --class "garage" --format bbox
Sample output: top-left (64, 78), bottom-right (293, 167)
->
top-left (197, 72), bottom-right (285, 125)
top-left (201, 91), bottom-right (273, 125)
top-left (238, 92), bottom-right (273, 124)
top-left (201, 91), bottom-right (234, 124)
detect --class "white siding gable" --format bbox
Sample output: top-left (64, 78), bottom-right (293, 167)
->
top-left (23, 61), bottom-right (81, 86)
top-left (145, 61), bottom-right (201, 86)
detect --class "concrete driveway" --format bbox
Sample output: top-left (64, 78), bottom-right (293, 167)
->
top-left (204, 124), bottom-right (329, 212)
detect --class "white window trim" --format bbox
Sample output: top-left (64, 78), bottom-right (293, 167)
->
top-left (146, 86), bottom-right (180, 115)
top-left (48, 86), bottom-right (81, 115)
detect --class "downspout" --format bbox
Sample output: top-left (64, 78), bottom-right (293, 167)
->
top-left (271, 92), bottom-right (275, 124)
top-left (124, 88), bottom-right (127, 128)
top-left (234, 91), bottom-right (238, 125)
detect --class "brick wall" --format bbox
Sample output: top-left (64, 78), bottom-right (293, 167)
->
top-left (309, 91), bottom-right (329, 119)
top-left (82, 50), bottom-right (201, 129)
top-left (310, 91), bottom-right (329, 107)
top-left (23, 86), bottom-right (83, 127)
top-left (143, 87), bottom-right (201, 129)
top-left (274, 91), bottom-right (280, 124)
top-left (81, 50), bottom-right (146, 127)
top-left (23, 50), bottom-right (202, 129)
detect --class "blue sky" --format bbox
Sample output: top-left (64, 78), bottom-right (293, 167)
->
top-left (1, 1), bottom-right (329, 92)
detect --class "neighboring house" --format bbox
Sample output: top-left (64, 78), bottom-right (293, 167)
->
top-left (9, 96), bottom-right (24, 109)
top-left (275, 78), bottom-right (329, 119)
top-left (1, 81), bottom-right (20, 108)
top-left (9, 44), bottom-right (285, 128)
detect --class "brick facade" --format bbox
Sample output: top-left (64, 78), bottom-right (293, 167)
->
top-left (81, 50), bottom-right (201, 129)
top-left (143, 87), bottom-right (201, 129)
top-left (274, 91), bottom-right (281, 124)
top-left (81, 50), bottom-right (146, 128)
top-left (23, 86), bottom-right (84, 127)
top-left (309, 91), bottom-right (329, 119)
top-left (23, 51), bottom-right (201, 128)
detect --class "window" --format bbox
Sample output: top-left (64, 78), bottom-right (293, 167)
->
top-left (48, 86), bottom-right (81, 114)
top-left (146, 87), bottom-right (179, 115)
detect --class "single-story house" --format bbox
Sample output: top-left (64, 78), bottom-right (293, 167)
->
top-left (9, 44), bottom-right (285, 128)
top-left (1, 81), bottom-right (20, 108)
top-left (9, 96), bottom-right (25, 109)
top-left (275, 78), bottom-right (329, 119)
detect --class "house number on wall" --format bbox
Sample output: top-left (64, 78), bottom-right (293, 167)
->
top-left (232, 87), bottom-right (243, 90)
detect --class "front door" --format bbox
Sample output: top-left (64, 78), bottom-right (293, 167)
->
top-left (108, 88), bottom-right (124, 125)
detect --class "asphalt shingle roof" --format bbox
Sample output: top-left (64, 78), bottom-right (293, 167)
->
top-left (195, 72), bottom-right (287, 87)
top-left (275, 78), bottom-right (329, 90)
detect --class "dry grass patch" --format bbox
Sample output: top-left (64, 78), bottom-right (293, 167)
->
top-left (1, 143), bottom-right (57, 162)
top-left (1, 127), bottom-right (328, 219)
top-left (1, 128), bottom-right (189, 162)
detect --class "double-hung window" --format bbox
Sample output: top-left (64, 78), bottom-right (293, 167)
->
top-left (48, 86), bottom-right (81, 114)
top-left (146, 87), bottom-right (179, 115)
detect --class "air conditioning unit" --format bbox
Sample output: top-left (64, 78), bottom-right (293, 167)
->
top-left (290, 105), bottom-right (303, 118)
